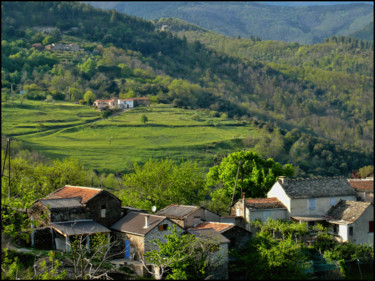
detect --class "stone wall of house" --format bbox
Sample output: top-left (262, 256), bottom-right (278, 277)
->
top-left (86, 191), bottom-right (122, 228)
top-left (185, 209), bottom-right (204, 228)
top-left (222, 226), bottom-right (251, 250)
top-left (204, 209), bottom-right (221, 222)
top-left (144, 219), bottom-right (183, 252)
top-left (28, 202), bottom-right (50, 227)
top-left (50, 207), bottom-right (89, 222)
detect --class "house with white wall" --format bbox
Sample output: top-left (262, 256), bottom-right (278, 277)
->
top-left (326, 200), bottom-right (373, 245)
top-left (267, 176), bottom-right (357, 225)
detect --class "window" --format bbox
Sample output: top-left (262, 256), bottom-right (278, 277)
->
top-left (369, 221), bottom-right (374, 233)
top-left (349, 226), bottom-right (353, 236)
top-left (101, 205), bottom-right (106, 218)
top-left (309, 198), bottom-right (316, 210)
top-left (330, 198), bottom-right (335, 206)
top-left (333, 224), bottom-right (338, 234)
top-left (158, 224), bottom-right (168, 231)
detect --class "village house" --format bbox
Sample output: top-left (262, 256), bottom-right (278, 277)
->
top-left (267, 176), bottom-right (357, 225)
top-left (28, 185), bottom-right (122, 251)
top-left (110, 211), bottom-right (184, 277)
top-left (155, 204), bottom-right (221, 229)
top-left (191, 221), bottom-right (252, 251)
top-left (231, 176), bottom-right (373, 245)
top-left (348, 178), bottom-right (374, 203)
top-left (93, 97), bottom-right (149, 110)
top-left (326, 200), bottom-right (373, 245)
top-left (231, 195), bottom-right (288, 232)
top-left (187, 228), bottom-right (230, 280)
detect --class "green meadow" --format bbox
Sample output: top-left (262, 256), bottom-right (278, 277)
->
top-left (2, 100), bottom-right (260, 173)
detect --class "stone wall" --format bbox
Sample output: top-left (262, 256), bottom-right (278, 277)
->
top-left (222, 226), bottom-right (251, 250)
top-left (50, 207), bottom-right (89, 222)
top-left (86, 191), bottom-right (122, 228)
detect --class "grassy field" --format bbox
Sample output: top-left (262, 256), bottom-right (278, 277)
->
top-left (2, 100), bottom-right (260, 173)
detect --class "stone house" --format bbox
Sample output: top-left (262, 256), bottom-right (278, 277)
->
top-left (191, 222), bottom-right (252, 251)
top-left (230, 196), bottom-right (287, 232)
top-left (110, 211), bottom-right (184, 260)
top-left (326, 200), bottom-right (373, 245)
top-left (28, 185), bottom-right (122, 252)
top-left (187, 228), bottom-right (230, 280)
top-left (347, 178), bottom-right (374, 203)
top-left (267, 176), bottom-right (357, 224)
top-left (156, 204), bottom-right (221, 229)
top-left (43, 185), bottom-right (122, 228)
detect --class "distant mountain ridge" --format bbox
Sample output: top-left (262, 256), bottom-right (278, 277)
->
top-left (86, 1), bottom-right (373, 44)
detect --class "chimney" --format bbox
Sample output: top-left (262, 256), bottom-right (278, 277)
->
top-left (144, 214), bottom-right (150, 228)
top-left (279, 176), bottom-right (288, 185)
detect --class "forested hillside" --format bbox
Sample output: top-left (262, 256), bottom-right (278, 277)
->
top-left (1, 2), bottom-right (373, 177)
top-left (87, 1), bottom-right (374, 43)
top-left (153, 17), bottom-right (374, 152)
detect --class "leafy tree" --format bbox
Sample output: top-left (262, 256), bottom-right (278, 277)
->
top-left (358, 165), bottom-right (373, 178)
top-left (206, 150), bottom-right (294, 200)
top-left (143, 225), bottom-right (221, 280)
top-left (231, 230), bottom-right (311, 280)
top-left (83, 90), bottom-right (96, 105)
top-left (140, 114), bottom-right (148, 124)
top-left (118, 159), bottom-right (209, 211)
top-left (42, 35), bottom-right (55, 46)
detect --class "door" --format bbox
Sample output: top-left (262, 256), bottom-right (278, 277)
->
top-left (125, 240), bottom-right (130, 259)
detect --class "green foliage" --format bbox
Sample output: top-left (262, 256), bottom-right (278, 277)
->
top-left (83, 90), bottom-right (96, 104)
top-left (231, 230), bottom-right (311, 280)
top-left (140, 113), bottom-right (148, 124)
top-left (144, 225), bottom-right (220, 280)
top-left (358, 165), bottom-right (373, 178)
top-left (1, 248), bottom-right (66, 280)
top-left (118, 158), bottom-right (209, 211)
top-left (206, 150), bottom-right (294, 200)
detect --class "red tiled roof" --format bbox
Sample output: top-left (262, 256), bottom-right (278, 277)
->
top-left (245, 197), bottom-right (286, 209)
top-left (348, 179), bottom-right (374, 192)
top-left (46, 185), bottom-right (102, 203)
top-left (192, 222), bottom-right (234, 233)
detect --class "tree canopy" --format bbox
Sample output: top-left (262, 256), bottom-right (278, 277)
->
top-left (206, 150), bottom-right (294, 200)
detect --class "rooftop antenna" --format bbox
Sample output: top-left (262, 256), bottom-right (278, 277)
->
top-left (228, 160), bottom-right (242, 215)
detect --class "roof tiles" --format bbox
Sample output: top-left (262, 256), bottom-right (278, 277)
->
top-left (192, 222), bottom-right (234, 233)
top-left (278, 177), bottom-right (356, 198)
top-left (46, 186), bottom-right (102, 203)
top-left (327, 200), bottom-right (372, 224)
top-left (245, 197), bottom-right (287, 209)
top-left (347, 179), bottom-right (374, 192)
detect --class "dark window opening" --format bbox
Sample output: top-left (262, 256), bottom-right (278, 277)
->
top-left (158, 224), bottom-right (168, 231)
top-left (333, 225), bottom-right (338, 234)
top-left (349, 226), bottom-right (353, 236)
top-left (369, 221), bottom-right (374, 233)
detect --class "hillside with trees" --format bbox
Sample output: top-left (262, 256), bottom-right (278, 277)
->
top-left (87, 1), bottom-right (374, 44)
top-left (1, 1), bottom-right (373, 178)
